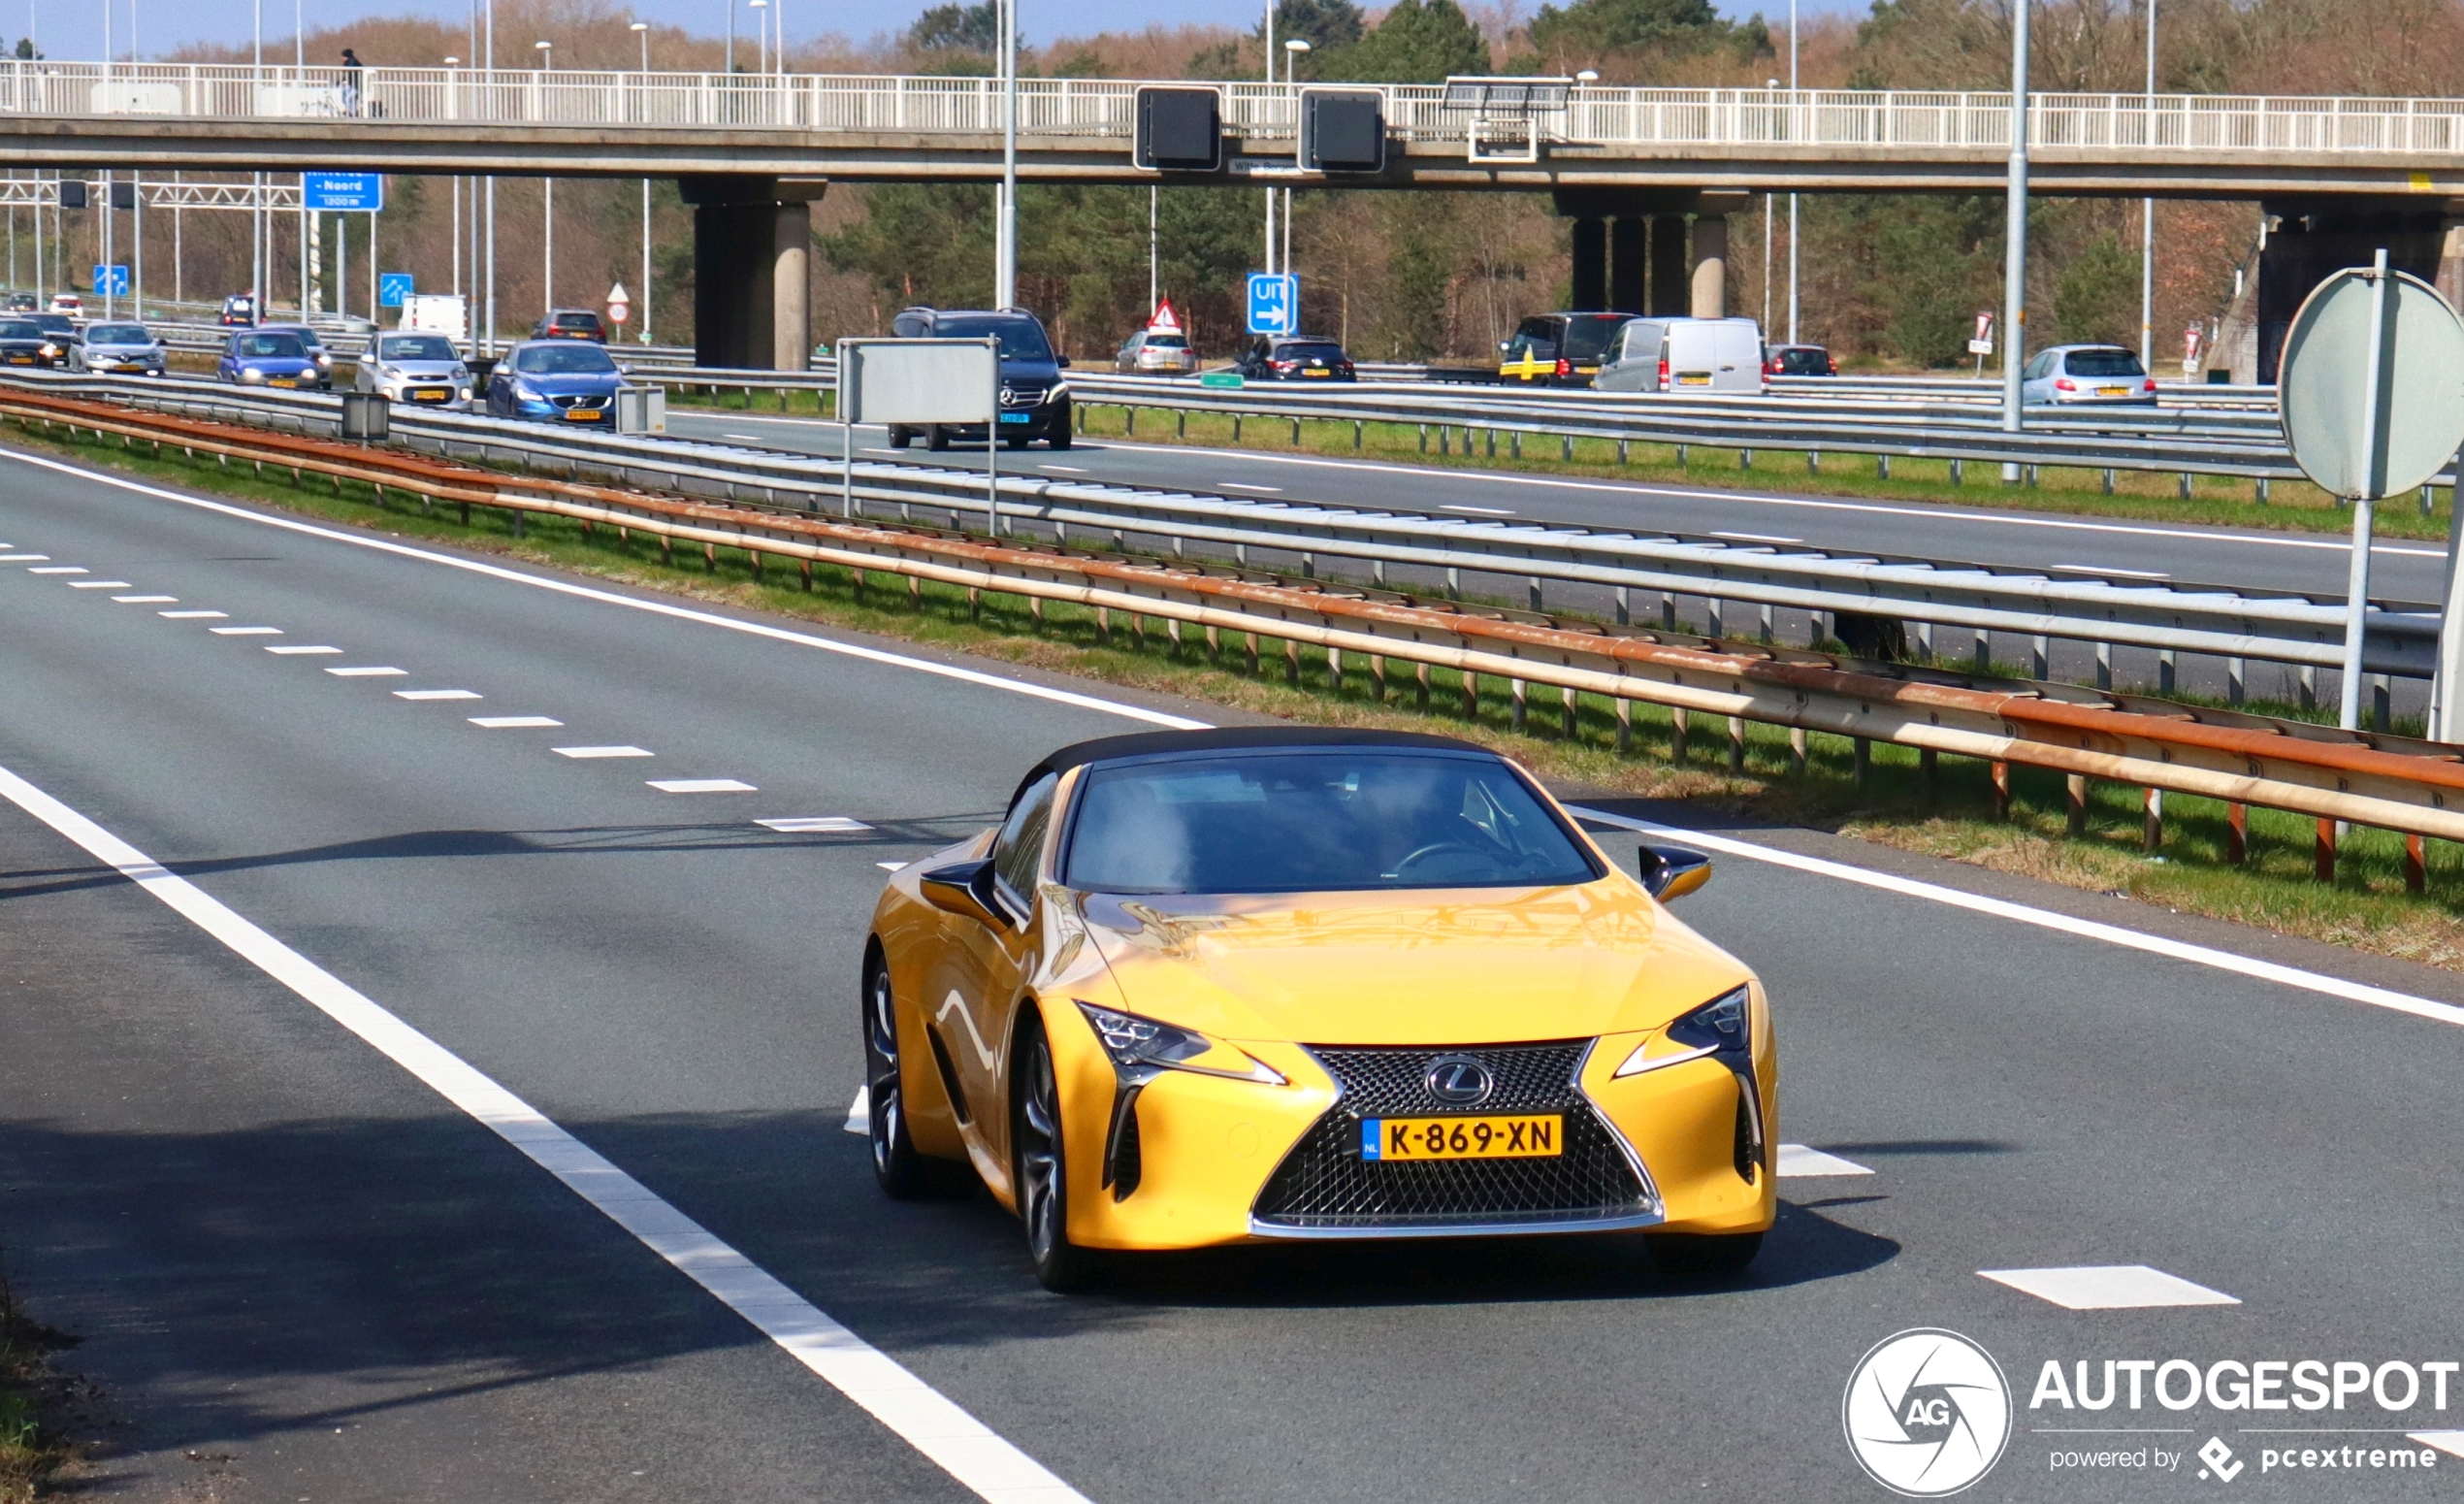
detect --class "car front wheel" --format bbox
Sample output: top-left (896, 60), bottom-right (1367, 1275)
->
top-left (1014, 1011), bottom-right (1098, 1291)
top-left (887, 424), bottom-right (912, 449)
top-left (863, 954), bottom-right (928, 1199)
top-left (1046, 401), bottom-right (1072, 450)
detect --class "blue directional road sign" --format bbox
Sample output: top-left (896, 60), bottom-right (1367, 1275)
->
top-left (1246, 272), bottom-right (1300, 337)
top-left (301, 172), bottom-right (384, 213)
top-left (89, 264), bottom-right (129, 297)
top-left (378, 272), bottom-right (414, 309)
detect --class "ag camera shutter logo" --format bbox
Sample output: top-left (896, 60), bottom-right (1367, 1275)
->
top-left (1843, 1328), bottom-right (2013, 1495)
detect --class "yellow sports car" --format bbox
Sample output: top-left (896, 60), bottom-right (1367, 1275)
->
top-left (860, 727), bottom-right (1775, 1290)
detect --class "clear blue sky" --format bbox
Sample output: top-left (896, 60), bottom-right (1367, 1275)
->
top-left (29, 0), bottom-right (1865, 61)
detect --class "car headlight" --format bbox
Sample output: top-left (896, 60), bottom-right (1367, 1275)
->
top-left (313, 352), bottom-right (333, 368)
top-left (238, 367), bottom-right (264, 382)
top-left (512, 380), bottom-right (542, 400)
top-left (1046, 382), bottom-right (1069, 403)
top-left (450, 364), bottom-right (469, 379)
top-left (1614, 986), bottom-right (1751, 1078)
top-left (1076, 1002), bottom-right (1283, 1084)
top-left (38, 343), bottom-right (57, 358)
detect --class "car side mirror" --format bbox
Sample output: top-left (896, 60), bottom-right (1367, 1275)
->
top-left (1055, 355), bottom-right (1072, 368)
top-left (920, 857), bottom-right (1017, 930)
top-left (1637, 844), bottom-right (1712, 900)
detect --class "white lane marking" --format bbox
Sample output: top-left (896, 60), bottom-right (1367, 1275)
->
top-left (844, 1084), bottom-right (871, 1135)
top-left (159, 609), bottom-right (227, 619)
top-left (877, 860), bottom-right (906, 870)
top-left (1775, 1144), bottom-right (1873, 1177)
top-left (395, 689), bottom-right (484, 701)
top-left (647, 778), bottom-right (758, 794)
top-left (1039, 465), bottom-right (1086, 474)
top-left (2410, 1432), bottom-right (2464, 1459)
top-left (27, 566), bottom-right (86, 574)
top-left (760, 816), bottom-right (873, 834)
top-left (210, 626), bottom-right (283, 636)
top-left (2053, 563), bottom-right (2169, 579)
top-left (326, 666), bottom-right (407, 677)
top-left (1569, 806), bottom-right (2464, 1030)
top-left (1709, 531), bottom-right (1802, 545)
top-left (724, 433), bottom-right (769, 441)
top-left (1979, 1265), bottom-right (2240, 1310)
top-left (1220, 482), bottom-right (1283, 493)
top-left (0, 758), bottom-right (1091, 1504)
top-left (469, 715), bottom-right (564, 729)
top-left (266, 645), bottom-right (342, 655)
top-left (1440, 504), bottom-right (1516, 516)
top-left (0, 553), bottom-right (49, 561)
top-left (113, 595), bottom-right (178, 603)
top-left (1, 448), bottom-right (1201, 732)
top-left (554, 745), bottom-right (653, 759)
top-left (67, 579), bottom-right (133, 588)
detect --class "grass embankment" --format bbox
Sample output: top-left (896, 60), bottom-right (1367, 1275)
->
top-left (0, 1255), bottom-right (75, 1503)
top-left (666, 381), bottom-right (2455, 543)
top-left (14, 415), bottom-right (2464, 971)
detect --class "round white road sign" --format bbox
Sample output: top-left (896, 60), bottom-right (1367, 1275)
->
top-left (2280, 265), bottom-right (2464, 500)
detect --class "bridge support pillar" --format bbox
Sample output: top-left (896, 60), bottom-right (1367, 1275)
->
top-left (682, 174), bottom-right (826, 371)
top-left (1690, 214), bottom-right (1728, 318)
top-left (1609, 216), bottom-right (1646, 313)
top-left (2439, 218), bottom-right (2464, 311)
top-left (1569, 216), bottom-right (1607, 311)
top-left (2255, 200), bottom-right (2443, 384)
top-left (1648, 214), bottom-right (1688, 316)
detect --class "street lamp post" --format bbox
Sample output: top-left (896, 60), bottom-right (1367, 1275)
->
top-left (1787, 0), bottom-right (1799, 345)
top-left (750, 0), bottom-right (767, 75)
top-left (536, 39), bottom-right (552, 311)
top-left (994, 0), bottom-right (1017, 307)
top-left (1261, 0), bottom-right (1274, 275)
top-left (2139, 0), bottom-right (2156, 376)
top-left (1764, 78), bottom-right (1777, 335)
top-left (632, 22), bottom-right (652, 343)
top-left (2001, 0), bottom-right (2031, 480)
top-left (1281, 38), bottom-right (1309, 277)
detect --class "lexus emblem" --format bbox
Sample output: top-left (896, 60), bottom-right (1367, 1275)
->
top-left (1425, 1055), bottom-right (1496, 1106)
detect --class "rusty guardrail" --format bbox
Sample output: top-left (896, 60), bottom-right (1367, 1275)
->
top-left (2, 384), bottom-right (2450, 886)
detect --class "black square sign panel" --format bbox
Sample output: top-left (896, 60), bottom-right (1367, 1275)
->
top-left (1136, 87), bottom-right (1223, 173)
top-left (1303, 91), bottom-right (1386, 174)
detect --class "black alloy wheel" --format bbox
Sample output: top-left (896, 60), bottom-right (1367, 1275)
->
top-left (863, 956), bottom-right (927, 1199)
top-left (1045, 400), bottom-right (1072, 450)
top-left (925, 424), bottom-right (952, 451)
top-left (1013, 1012), bottom-right (1097, 1291)
top-left (887, 424), bottom-right (913, 449)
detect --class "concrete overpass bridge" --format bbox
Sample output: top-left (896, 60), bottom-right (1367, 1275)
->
top-left (13, 62), bottom-right (2463, 372)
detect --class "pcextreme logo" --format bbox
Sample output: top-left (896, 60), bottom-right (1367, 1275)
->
top-left (1843, 1328), bottom-right (2015, 1496)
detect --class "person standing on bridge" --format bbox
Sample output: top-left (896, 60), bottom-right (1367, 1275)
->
top-left (340, 49), bottom-right (366, 116)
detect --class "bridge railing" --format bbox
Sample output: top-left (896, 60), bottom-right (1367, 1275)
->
top-left (5, 62), bottom-right (2464, 154)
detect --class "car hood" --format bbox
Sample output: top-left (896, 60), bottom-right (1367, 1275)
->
top-left (378, 361), bottom-right (464, 377)
top-left (1073, 880), bottom-right (1749, 1047)
top-left (234, 356), bottom-right (317, 371)
top-left (513, 372), bottom-right (621, 393)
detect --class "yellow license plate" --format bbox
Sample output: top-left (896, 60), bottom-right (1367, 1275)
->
top-left (412, 390), bottom-right (449, 402)
top-left (8, 356), bottom-right (29, 364)
top-left (1677, 374), bottom-right (1711, 385)
top-left (2097, 385), bottom-right (2129, 396)
top-left (1302, 369), bottom-right (1329, 376)
top-left (1361, 1114), bottom-right (1563, 1161)
top-left (269, 377), bottom-right (297, 387)
top-left (563, 409), bottom-right (600, 420)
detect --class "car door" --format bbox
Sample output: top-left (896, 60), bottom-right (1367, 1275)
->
top-left (1712, 320), bottom-right (1763, 392)
top-left (2021, 350), bottom-right (2058, 405)
top-left (925, 771), bottom-right (1057, 1188)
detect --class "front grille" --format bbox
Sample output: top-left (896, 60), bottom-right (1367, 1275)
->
top-left (999, 383), bottom-right (1047, 408)
top-left (549, 393), bottom-right (603, 411)
top-left (1251, 1042), bottom-right (1650, 1231)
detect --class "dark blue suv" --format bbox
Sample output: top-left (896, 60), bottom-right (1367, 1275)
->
top-left (884, 307), bottom-right (1073, 451)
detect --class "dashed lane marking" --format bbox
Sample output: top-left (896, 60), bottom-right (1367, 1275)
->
top-left (1220, 482), bottom-right (1282, 493)
top-left (758, 816), bottom-right (873, 834)
top-left (469, 716), bottom-right (563, 729)
top-left (2054, 563), bottom-right (2169, 579)
top-left (326, 667), bottom-right (407, 677)
top-left (554, 745), bottom-right (653, 759)
top-left (1775, 1144), bottom-right (1873, 1178)
top-left (844, 1085), bottom-right (871, 1135)
top-left (1979, 1265), bottom-right (2240, 1310)
top-left (0, 553), bottom-right (48, 561)
top-left (0, 759), bottom-right (1092, 1504)
top-left (648, 778), bottom-right (758, 794)
top-left (113, 595), bottom-right (177, 603)
top-left (68, 580), bottom-right (133, 588)
top-left (210, 627), bottom-right (283, 636)
top-left (876, 861), bottom-right (905, 870)
top-left (394, 690), bottom-right (483, 702)
top-left (1709, 531), bottom-right (1803, 545)
top-left (159, 609), bottom-right (227, 619)
top-left (1440, 504), bottom-right (1515, 516)
top-left (26, 566), bottom-right (85, 574)
top-left (265, 645), bottom-right (341, 655)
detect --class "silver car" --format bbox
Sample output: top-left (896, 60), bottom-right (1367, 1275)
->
top-left (2021, 344), bottom-right (2157, 408)
top-left (69, 321), bottom-right (166, 376)
top-left (1115, 328), bottom-right (1196, 376)
top-left (355, 331), bottom-right (472, 407)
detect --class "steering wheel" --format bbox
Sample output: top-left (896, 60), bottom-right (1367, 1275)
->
top-left (1387, 841), bottom-right (1487, 878)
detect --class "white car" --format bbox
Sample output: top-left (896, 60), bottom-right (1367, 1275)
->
top-left (2022, 344), bottom-right (2158, 408)
top-left (48, 291), bottom-right (82, 317)
top-left (354, 331), bottom-right (471, 406)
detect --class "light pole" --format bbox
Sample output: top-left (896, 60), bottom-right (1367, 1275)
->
top-left (2139, 0), bottom-right (2156, 376)
top-left (750, 0), bottom-right (767, 75)
top-left (483, 0), bottom-right (496, 353)
top-left (535, 39), bottom-right (553, 311)
top-left (633, 21), bottom-right (652, 343)
top-left (1281, 38), bottom-right (1309, 277)
top-left (726, 0), bottom-right (735, 76)
top-left (1764, 78), bottom-right (1777, 335)
top-left (1261, 0), bottom-right (1274, 275)
top-left (1786, 0), bottom-right (1799, 345)
top-left (446, 56), bottom-right (461, 303)
top-left (994, 0), bottom-right (1017, 307)
top-left (2001, 0), bottom-right (2030, 479)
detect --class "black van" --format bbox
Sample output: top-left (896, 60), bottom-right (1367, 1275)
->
top-left (885, 307), bottom-right (1073, 450)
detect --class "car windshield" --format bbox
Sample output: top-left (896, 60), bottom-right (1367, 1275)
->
top-left (381, 335), bottom-right (458, 361)
top-left (33, 316), bottom-right (73, 335)
top-left (930, 315), bottom-right (1054, 361)
top-left (0, 320), bottom-right (41, 339)
top-left (236, 333), bottom-right (306, 358)
top-left (1560, 317), bottom-right (1624, 361)
top-left (550, 312), bottom-right (601, 330)
top-left (85, 325), bottom-right (148, 345)
top-left (2064, 348), bottom-right (2146, 377)
top-left (1774, 347), bottom-right (1829, 375)
top-left (1142, 333), bottom-right (1186, 348)
top-left (1504, 317), bottom-right (1558, 361)
top-left (1061, 750), bottom-right (1601, 895)
top-left (513, 343), bottom-right (618, 375)
top-left (1273, 343), bottom-right (1345, 363)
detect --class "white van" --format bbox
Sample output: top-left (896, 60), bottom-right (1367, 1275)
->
top-left (1594, 315), bottom-right (1766, 394)
top-left (398, 293), bottom-right (469, 344)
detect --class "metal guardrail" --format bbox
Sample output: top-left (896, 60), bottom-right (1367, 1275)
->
top-left (5, 377), bottom-right (2454, 885)
top-left (20, 369), bottom-right (2427, 689)
top-left (9, 64), bottom-right (2463, 159)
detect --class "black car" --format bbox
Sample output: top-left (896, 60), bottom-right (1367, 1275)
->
top-left (531, 308), bottom-right (607, 343)
top-left (884, 307), bottom-right (1072, 450)
top-left (0, 316), bottom-right (64, 368)
top-left (1237, 336), bottom-right (1356, 382)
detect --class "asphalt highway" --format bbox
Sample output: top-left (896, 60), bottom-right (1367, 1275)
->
top-left (7, 441), bottom-right (2464, 1501)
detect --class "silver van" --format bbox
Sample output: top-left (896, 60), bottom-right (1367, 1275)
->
top-left (1594, 316), bottom-right (1766, 395)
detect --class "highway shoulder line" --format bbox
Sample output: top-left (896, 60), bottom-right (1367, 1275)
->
top-left (1571, 805), bottom-right (2464, 1030)
top-left (0, 757), bottom-right (1091, 1504)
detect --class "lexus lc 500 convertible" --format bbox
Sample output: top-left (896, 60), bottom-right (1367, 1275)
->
top-left (861, 727), bottom-right (1776, 1291)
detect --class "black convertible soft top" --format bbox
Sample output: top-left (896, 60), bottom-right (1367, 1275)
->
top-left (1010, 726), bottom-right (1489, 810)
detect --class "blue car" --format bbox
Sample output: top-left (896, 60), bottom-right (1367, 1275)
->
top-left (486, 340), bottom-right (622, 424)
top-left (217, 329), bottom-right (327, 389)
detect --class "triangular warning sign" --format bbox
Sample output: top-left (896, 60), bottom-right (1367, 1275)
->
top-left (1149, 298), bottom-right (1182, 333)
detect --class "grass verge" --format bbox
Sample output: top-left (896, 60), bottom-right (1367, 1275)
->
top-left (14, 415), bottom-right (2464, 972)
top-left (0, 1253), bottom-right (76, 1503)
top-left (664, 383), bottom-right (2450, 543)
